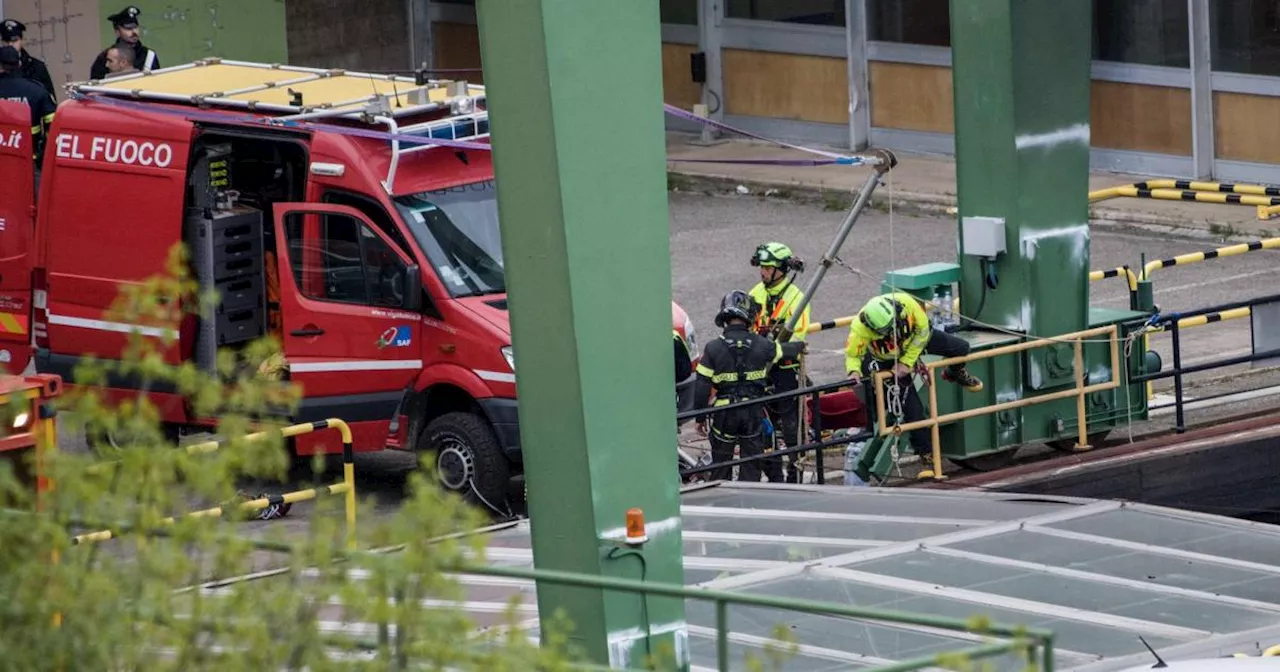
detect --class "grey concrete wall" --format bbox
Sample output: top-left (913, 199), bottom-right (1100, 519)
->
top-left (286, 0), bottom-right (411, 72)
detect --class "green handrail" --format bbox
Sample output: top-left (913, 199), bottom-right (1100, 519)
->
top-left (456, 562), bottom-right (1055, 672)
top-left (22, 506), bottom-right (1056, 672)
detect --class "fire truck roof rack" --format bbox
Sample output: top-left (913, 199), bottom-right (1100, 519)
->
top-left (67, 58), bottom-right (485, 123)
top-left (379, 110), bottom-right (491, 194)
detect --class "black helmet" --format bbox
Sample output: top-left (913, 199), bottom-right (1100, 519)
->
top-left (715, 290), bottom-right (758, 327)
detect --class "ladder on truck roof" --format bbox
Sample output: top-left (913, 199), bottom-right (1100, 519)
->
top-left (69, 58), bottom-right (485, 120)
top-left (68, 58), bottom-right (491, 193)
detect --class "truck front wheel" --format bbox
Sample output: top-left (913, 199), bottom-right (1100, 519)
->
top-left (419, 412), bottom-right (510, 513)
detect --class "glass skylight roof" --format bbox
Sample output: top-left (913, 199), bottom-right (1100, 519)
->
top-left (459, 483), bottom-right (1280, 671)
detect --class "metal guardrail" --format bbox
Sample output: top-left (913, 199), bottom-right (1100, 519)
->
top-left (676, 377), bottom-right (875, 483)
top-left (73, 418), bottom-right (358, 549)
top-left (1141, 237), bottom-right (1280, 280)
top-left (871, 325), bottom-right (1122, 480)
top-left (1132, 292), bottom-right (1280, 434)
top-left (460, 561), bottom-right (1054, 672)
top-left (1089, 182), bottom-right (1280, 211)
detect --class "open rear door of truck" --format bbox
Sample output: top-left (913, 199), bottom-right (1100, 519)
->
top-left (0, 101), bottom-right (35, 374)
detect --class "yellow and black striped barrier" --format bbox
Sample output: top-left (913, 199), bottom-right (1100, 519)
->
top-left (1092, 178), bottom-right (1280, 202)
top-left (1090, 184), bottom-right (1280, 209)
top-left (75, 417), bottom-right (358, 549)
top-left (805, 315), bottom-right (855, 334)
top-left (1150, 306), bottom-right (1252, 332)
top-left (1142, 237), bottom-right (1280, 279)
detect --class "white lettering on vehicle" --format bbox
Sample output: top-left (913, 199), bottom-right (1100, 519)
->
top-left (1, 130), bottom-right (21, 150)
top-left (54, 133), bottom-right (173, 168)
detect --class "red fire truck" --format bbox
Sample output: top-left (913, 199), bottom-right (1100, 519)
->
top-left (0, 60), bottom-right (700, 509)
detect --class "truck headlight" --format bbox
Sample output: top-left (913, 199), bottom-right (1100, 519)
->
top-left (501, 346), bottom-right (514, 371)
top-left (12, 410), bottom-right (29, 430)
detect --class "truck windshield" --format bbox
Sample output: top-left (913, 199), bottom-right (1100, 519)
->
top-left (393, 179), bottom-right (505, 298)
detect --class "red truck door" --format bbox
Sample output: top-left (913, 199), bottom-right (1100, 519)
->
top-left (0, 101), bottom-right (36, 374)
top-left (271, 203), bottom-right (424, 446)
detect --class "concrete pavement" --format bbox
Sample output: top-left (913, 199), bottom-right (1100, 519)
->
top-left (665, 132), bottom-right (1280, 242)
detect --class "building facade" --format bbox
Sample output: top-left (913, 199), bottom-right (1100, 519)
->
top-left (414, 0), bottom-right (1280, 184)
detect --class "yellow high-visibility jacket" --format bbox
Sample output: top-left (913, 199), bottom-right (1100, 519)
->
top-left (749, 280), bottom-right (810, 370)
top-left (844, 292), bottom-right (931, 375)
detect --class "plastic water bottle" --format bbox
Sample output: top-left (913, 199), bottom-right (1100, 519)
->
top-left (844, 440), bottom-right (868, 487)
top-left (939, 285), bottom-right (956, 331)
top-left (930, 287), bottom-right (944, 327)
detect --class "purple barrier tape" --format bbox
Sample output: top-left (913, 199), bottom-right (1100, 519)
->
top-left (69, 93), bottom-right (860, 165)
top-left (663, 102), bottom-right (861, 164)
top-left (669, 157), bottom-right (848, 166)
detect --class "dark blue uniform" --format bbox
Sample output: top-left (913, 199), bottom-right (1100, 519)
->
top-left (0, 47), bottom-right (56, 163)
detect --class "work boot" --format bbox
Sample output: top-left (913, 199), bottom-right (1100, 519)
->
top-left (916, 453), bottom-right (936, 480)
top-left (943, 368), bottom-right (984, 392)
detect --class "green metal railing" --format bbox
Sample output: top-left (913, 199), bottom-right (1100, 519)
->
top-left (30, 512), bottom-right (1055, 671)
top-left (461, 562), bottom-right (1054, 672)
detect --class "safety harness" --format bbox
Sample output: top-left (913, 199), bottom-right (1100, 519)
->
top-left (711, 335), bottom-right (769, 404)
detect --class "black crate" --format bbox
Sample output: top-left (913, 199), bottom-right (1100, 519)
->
top-left (213, 234), bottom-right (263, 268)
top-left (216, 307), bottom-right (265, 345)
top-left (213, 274), bottom-right (264, 313)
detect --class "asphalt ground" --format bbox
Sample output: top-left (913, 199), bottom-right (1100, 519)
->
top-left (669, 190), bottom-right (1280, 387)
top-left (50, 190), bottom-right (1280, 534)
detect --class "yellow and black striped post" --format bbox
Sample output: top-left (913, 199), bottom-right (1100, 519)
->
top-left (74, 418), bottom-right (358, 549)
top-left (1087, 265), bottom-right (1139, 307)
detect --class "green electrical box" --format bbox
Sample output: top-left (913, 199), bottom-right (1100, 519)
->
top-left (881, 262), bottom-right (961, 302)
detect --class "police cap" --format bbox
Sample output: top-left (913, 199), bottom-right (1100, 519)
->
top-left (0, 19), bottom-right (24, 42)
top-left (0, 45), bottom-right (19, 66)
top-left (108, 6), bottom-right (141, 28)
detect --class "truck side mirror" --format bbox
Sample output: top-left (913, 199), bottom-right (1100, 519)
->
top-left (402, 264), bottom-right (423, 312)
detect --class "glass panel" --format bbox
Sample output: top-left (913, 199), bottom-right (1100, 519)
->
top-left (1050, 508), bottom-right (1280, 567)
top-left (661, 0), bottom-right (698, 25)
top-left (1210, 1), bottom-right (1280, 77)
top-left (681, 513), bottom-right (974, 541)
top-left (725, 0), bottom-right (846, 26)
top-left (686, 633), bottom-right (870, 671)
top-left (1093, 0), bottom-right (1190, 67)
top-left (956, 530), bottom-right (1280, 605)
top-left (746, 575), bottom-right (1184, 658)
top-left (868, 0), bottom-right (1191, 67)
top-left (482, 529), bottom-right (532, 549)
top-left (851, 551), bottom-right (1278, 634)
top-left (683, 540), bottom-right (859, 563)
top-left (867, 0), bottom-right (950, 46)
top-left (685, 599), bottom-right (981, 664)
top-left (393, 180), bottom-right (504, 299)
top-left (683, 488), bottom-right (1068, 521)
top-left (687, 568), bottom-right (745, 585)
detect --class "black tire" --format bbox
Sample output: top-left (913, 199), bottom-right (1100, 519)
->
top-left (418, 412), bottom-right (510, 512)
top-left (1046, 430), bottom-right (1111, 452)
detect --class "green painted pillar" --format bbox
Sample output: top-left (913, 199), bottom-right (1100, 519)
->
top-left (475, 1), bottom-right (687, 668)
top-left (951, 0), bottom-right (1093, 389)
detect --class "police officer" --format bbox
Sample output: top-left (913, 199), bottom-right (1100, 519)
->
top-left (0, 45), bottom-right (56, 167)
top-left (748, 241), bottom-right (812, 482)
top-left (90, 6), bottom-right (159, 80)
top-left (0, 19), bottom-right (55, 99)
top-left (694, 290), bottom-right (807, 483)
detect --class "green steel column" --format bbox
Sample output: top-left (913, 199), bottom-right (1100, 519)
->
top-left (475, 1), bottom-right (687, 668)
top-left (951, 1), bottom-right (1093, 388)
